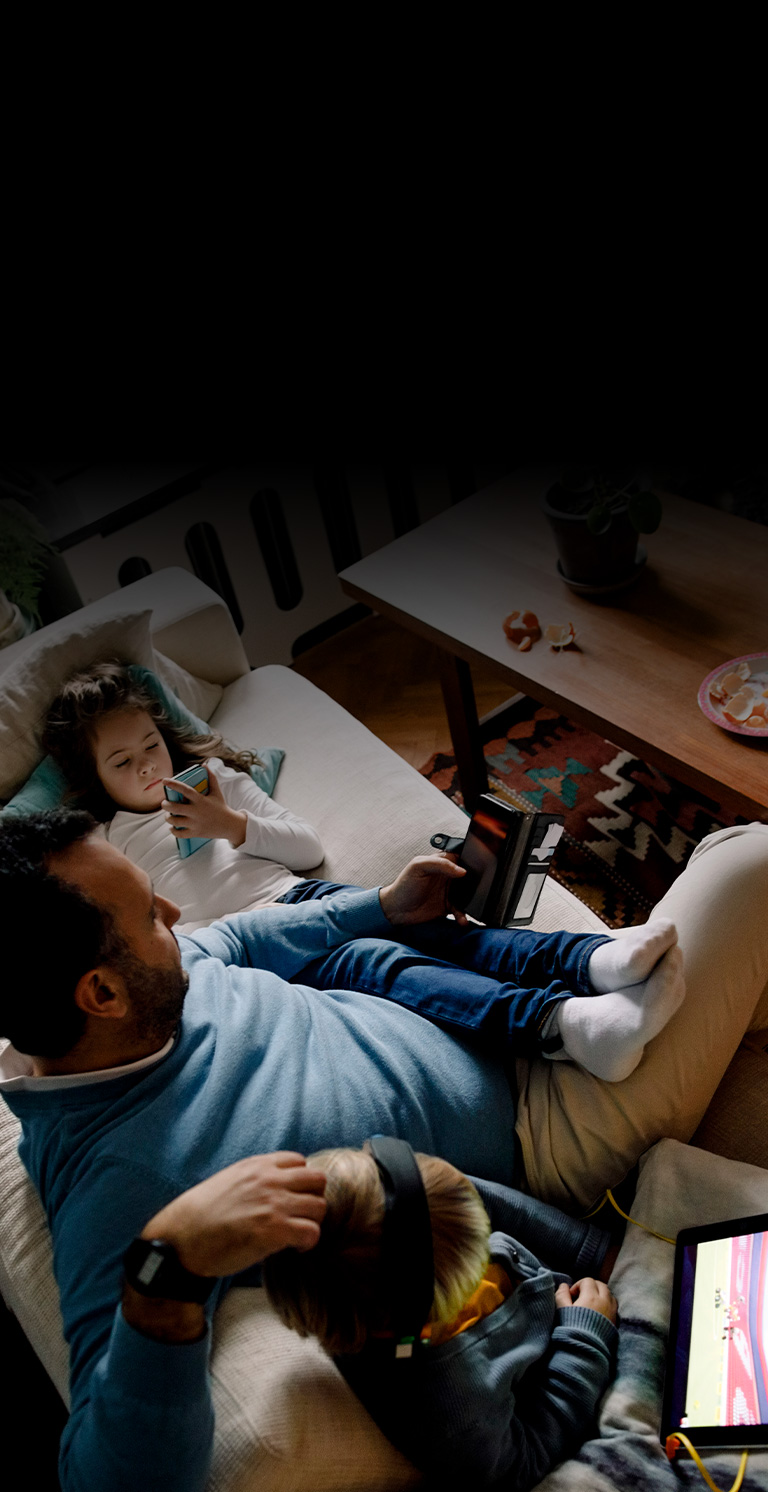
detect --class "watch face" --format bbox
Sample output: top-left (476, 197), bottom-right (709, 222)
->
top-left (124, 1238), bottom-right (215, 1303)
top-left (134, 1246), bottom-right (167, 1289)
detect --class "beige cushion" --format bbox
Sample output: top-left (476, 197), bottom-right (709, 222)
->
top-left (207, 1290), bottom-right (419, 1492)
top-left (154, 650), bottom-right (224, 722)
top-left (0, 608), bottom-right (155, 800)
top-left (611, 1135), bottom-right (768, 1342)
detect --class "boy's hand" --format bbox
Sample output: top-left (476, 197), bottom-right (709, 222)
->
top-left (162, 767), bottom-right (248, 848)
top-left (555, 1277), bottom-right (618, 1324)
top-left (379, 853), bottom-right (468, 925)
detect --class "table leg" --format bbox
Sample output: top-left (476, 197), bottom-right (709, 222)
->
top-left (438, 652), bottom-right (488, 811)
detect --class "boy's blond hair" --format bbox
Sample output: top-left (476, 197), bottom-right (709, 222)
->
top-left (262, 1148), bottom-right (491, 1356)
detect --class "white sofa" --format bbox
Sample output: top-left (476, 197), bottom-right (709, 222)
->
top-left (0, 568), bottom-right (765, 1491)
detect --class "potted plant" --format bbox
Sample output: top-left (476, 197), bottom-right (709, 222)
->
top-left (542, 468), bottom-right (662, 591)
top-left (0, 475), bottom-right (83, 640)
top-left (0, 497), bottom-right (55, 644)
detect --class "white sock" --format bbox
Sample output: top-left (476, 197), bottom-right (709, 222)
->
top-left (548, 944), bottom-right (686, 1082)
top-left (588, 919), bottom-right (678, 994)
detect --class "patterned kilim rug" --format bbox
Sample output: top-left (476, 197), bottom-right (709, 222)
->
top-left (420, 697), bottom-right (748, 928)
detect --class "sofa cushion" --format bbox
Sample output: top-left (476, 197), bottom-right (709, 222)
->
top-left (153, 651), bottom-right (224, 720)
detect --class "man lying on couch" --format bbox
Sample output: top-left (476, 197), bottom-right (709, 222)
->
top-left (2, 810), bottom-right (768, 1492)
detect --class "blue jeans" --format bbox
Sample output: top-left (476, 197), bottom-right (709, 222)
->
top-left (278, 879), bottom-right (611, 1056)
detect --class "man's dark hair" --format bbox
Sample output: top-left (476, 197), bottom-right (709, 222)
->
top-left (0, 809), bottom-right (122, 1057)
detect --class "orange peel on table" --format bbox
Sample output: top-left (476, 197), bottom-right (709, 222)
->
top-left (503, 610), bottom-right (541, 649)
top-left (543, 621), bottom-right (576, 650)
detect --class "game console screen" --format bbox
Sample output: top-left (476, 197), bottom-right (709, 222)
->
top-left (669, 1230), bottom-right (768, 1430)
top-left (451, 803), bottom-right (509, 915)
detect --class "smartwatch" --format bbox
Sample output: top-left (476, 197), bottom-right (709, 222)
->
top-left (123, 1238), bottom-right (216, 1304)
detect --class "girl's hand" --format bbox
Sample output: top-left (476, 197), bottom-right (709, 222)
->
top-left (162, 767), bottom-right (248, 848)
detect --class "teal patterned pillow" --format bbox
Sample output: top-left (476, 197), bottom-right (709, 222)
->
top-left (1, 755), bottom-right (71, 817)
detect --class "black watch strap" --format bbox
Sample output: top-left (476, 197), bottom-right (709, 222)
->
top-left (123, 1238), bottom-right (216, 1304)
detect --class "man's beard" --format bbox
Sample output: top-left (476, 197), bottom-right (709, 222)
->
top-left (118, 946), bottom-right (190, 1047)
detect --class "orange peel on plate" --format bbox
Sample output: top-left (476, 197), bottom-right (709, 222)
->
top-left (699, 654), bottom-right (768, 735)
top-left (709, 662), bottom-right (752, 703)
top-left (722, 690), bottom-right (756, 723)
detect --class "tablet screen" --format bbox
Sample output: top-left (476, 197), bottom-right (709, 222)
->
top-left (665, 1222), bottom-right (768, 1441)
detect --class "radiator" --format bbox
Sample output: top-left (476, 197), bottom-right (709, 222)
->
top-left (29, 464), bottom-right (482, 668)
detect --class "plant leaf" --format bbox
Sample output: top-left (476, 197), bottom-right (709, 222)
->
top-left (587, 503), bottom-right (612, 536)
top-left (627, 491), bottom-right (662, 534)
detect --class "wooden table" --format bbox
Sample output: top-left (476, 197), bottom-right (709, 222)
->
top-left (339, 473), bottom-right (768, 820)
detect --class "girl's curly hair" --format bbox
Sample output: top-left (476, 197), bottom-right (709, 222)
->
top-left (42, 659), bottom-right (263, 822)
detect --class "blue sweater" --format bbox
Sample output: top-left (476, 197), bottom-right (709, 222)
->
top-left (5, 890), bottom-right (518, 1492)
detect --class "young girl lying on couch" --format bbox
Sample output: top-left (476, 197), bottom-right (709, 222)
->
top-left (263, 1137), bottom-right (619, 1491)
top-left (43, 661), bottom-right (325, 932)
top-left (42, 660), bottom-right (686, 1083)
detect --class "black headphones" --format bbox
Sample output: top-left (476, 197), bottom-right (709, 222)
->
top-left (365, 1135), bottom-right (435, 1359)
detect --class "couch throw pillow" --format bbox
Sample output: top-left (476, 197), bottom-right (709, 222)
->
top-left (0, 608), bottom-right (155, 800)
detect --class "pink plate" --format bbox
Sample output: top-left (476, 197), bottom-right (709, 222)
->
top-left (698, 653), bottom-right (768, 738)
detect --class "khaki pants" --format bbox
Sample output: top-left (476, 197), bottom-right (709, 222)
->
top-left (515, 823), bottom-right (768, 1211)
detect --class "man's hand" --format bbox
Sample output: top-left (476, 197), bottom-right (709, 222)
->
top-left (141, 1152), bottom-right (327, 1277)
top-left (162, 767), bottom-right (248, 848)
top-left (555, 1277), bottom-right (618, 1324)
top-left (379, 853), bottom-right (468, 926)
top-left (123, 1153), bottom-right (327, 1344)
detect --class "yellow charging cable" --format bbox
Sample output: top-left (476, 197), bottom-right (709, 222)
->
top-left (665, 1434), bottom-right (748, 1492)
top-left (582, 1186), bottom-right (675, 1245)
top-left (604, 1187), bottom-right (676, 1245)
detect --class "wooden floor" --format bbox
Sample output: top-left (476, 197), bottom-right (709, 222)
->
top-left (292, 612), bottom-right (516, 769)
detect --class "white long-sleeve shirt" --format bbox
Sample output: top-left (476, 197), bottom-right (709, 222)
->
top-left (100, 759), bottom-right (324, 932)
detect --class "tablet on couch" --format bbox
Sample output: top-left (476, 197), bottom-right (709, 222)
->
top-left (661, 1213), bottom-right (768, 1452)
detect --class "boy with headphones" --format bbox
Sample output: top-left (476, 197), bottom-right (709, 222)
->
top-left (263, 1137), bottom-right (619, 1491)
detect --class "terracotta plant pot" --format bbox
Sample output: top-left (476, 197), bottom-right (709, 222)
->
top-left (542, 484), bottom-right (640, 587)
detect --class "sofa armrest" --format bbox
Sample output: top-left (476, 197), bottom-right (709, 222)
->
top-left (119, 569), bottom-right (250, 685)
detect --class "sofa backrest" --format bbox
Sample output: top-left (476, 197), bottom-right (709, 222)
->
top-left (0, 568), bottom-right (250, 688)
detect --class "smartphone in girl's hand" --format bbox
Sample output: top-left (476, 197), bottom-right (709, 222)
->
top-left (166, 765), bottom-right (211, 858)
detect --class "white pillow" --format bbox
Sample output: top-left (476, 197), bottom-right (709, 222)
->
top-left (0, 609), bottom-right (156, 801)
top-left (153, 651), bottom-right (224, 722)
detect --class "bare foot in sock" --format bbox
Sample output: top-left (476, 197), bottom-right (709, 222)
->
top-left (556, 943), bottom-right (686, 1082)
top-left (588, 919), bottom-right (678, 994)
